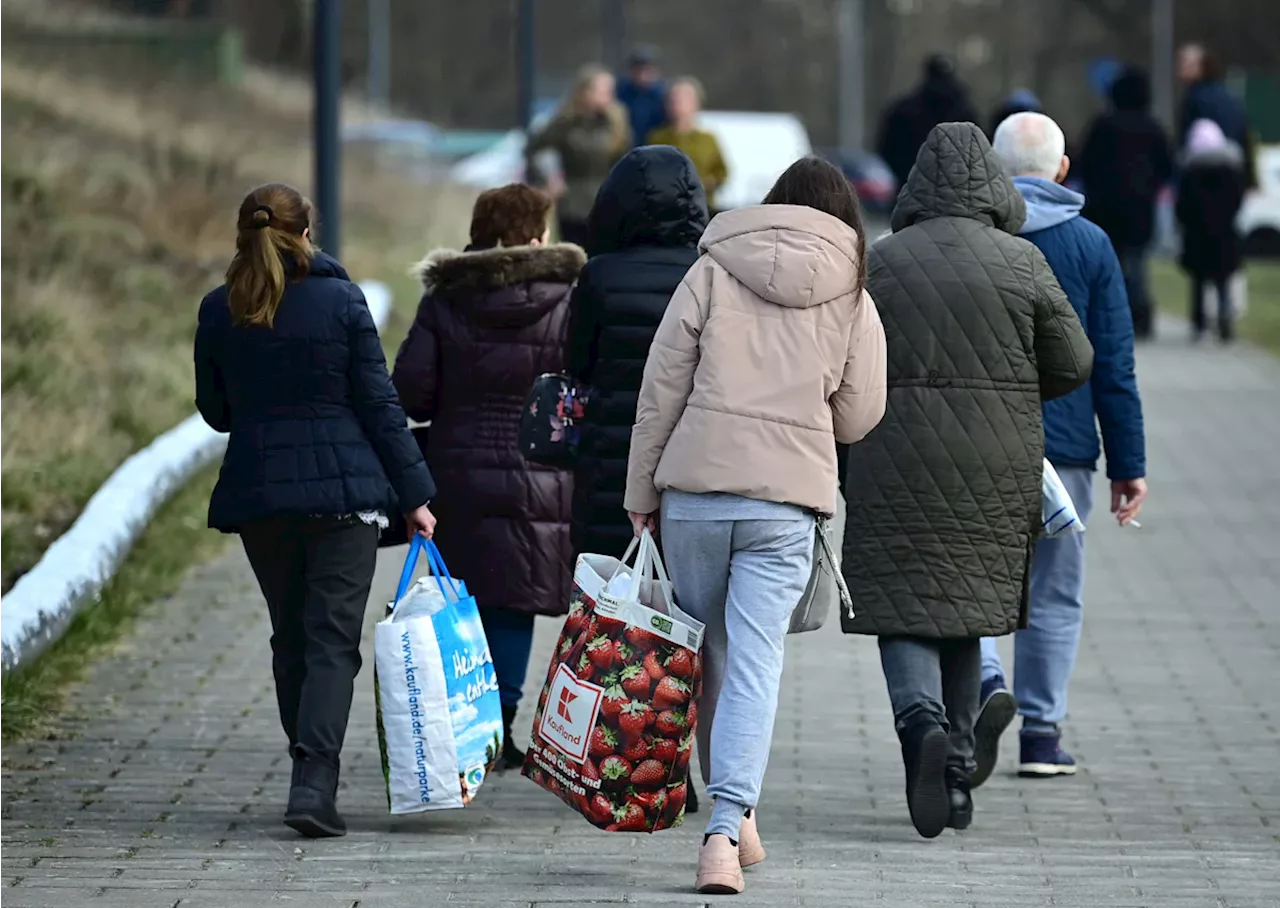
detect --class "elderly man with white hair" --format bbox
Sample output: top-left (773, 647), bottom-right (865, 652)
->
top-left (975, 112), bottom-right (1148, 786)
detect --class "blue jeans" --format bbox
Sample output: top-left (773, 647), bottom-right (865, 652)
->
top-left (879, 637), bottom-right (982, 774)
top-left (478, 608), bottom-right (535, 709)
top-left (980, 467), bottom-right (1095, 733)
top-left (1115, 246), bottom-right (1152, 338)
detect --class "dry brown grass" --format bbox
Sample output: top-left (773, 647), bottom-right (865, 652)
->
top-left (0, 49), bottom-right (477, 592)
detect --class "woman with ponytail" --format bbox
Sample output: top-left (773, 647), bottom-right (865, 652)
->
top-left (195, 182), bottom-right (437, 839)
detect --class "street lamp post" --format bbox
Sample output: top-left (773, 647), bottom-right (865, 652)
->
top-left (518, 0), bottom-right (537, 130)
top-left (314, 0), bottom-right (342, 259)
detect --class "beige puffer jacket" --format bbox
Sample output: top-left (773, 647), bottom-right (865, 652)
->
top-left (624, 204), bottom-right (887, 517)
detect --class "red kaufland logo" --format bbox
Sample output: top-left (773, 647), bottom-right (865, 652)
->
top-left (539, 664), bottom-right (603, 762)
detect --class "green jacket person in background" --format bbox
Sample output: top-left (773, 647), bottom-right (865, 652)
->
top-left (647, 77), bottom-right (729, 211)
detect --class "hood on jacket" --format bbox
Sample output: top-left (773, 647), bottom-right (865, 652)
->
top-left (413, 242), bottom-right (586, 327)
top-left (891, 121), bottom-right (1027, 235)
top-left (1013, 176), bottom-right (1083, 234)
top-left (586, 145), bottom-right (709, 255)
top-left (1110, 68), bottom-right (1152, 112)
top-left (699, 204), bottom-right (862, 309)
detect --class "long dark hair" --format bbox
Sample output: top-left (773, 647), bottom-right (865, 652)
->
top-left (763, 156), bottom-right (867, 296)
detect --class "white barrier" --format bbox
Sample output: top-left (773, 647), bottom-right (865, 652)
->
top-left (1, 281), bottom-right (394, 674)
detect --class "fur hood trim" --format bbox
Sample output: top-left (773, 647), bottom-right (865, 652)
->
top-left (414, 243), bottom-right (586, 296)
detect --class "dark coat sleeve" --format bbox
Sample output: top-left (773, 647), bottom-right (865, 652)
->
top-left (566, 264), bottom-right (602, 382)
top-left (1087, 237), bottom-right (1146, 481)
top-left (346, 286), bottom-right (436, 510)
top-left (194, 299), bottom-right (230, 433)
top-left (1030, 251), bottom-right (1094, 401)
top-left (391, 293), bottom-right (441, 423)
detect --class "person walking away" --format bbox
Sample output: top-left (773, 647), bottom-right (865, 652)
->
top-left (988, 88), bottom-right (1042, 140)
top-left (877, 55), bottom-right (980, 189)
top-left (527, 64), bottom-right (631, 249)
top-left (1078, 68), bottom-right (1174, 341)
top-left (626, 156), bottom-right (888, 893)
top-left (973, 113), bottom-right (1147, 786)
top-left (646, 77), bottom-right (729, 212)
top-left (391, 185), bottom-right (584, 768)
top-left (195, 183), bottom-right (437, 838)
top-left (616, 45), bottom-right (668, 149)
top-left (842, 123), bottom-right (1094, 838)
top-left (1178, 44), bottom-right (1255, 189)
top-left (566, 144), bottom-right (709, 813)
top-left (1177, 119), bottom-right (1248, 343)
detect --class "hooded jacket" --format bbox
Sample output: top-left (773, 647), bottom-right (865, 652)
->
top-left (623, 204), bottom-right (888, 517)
top-left (1177, 140), bottom-right (1247, 280)
top-left (565, 146), bottom-right (709, 558)
top-left (391, 243), bottom-right (586, 615)
top-left (841, 123), bottom-right (1093, 641)
top-left (1014, 176), bottom-right (1145, 482)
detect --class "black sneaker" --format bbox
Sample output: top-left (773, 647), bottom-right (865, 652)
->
top-left (945, 767), bottom-right (972, 830)
top-left (285, 755), bottom-right (346, 838)
top-left (1018, 729), bottom-right (1077, 778)
top-left (500, 705), bottom-right (525, 770)
top-left (900, 720), bottom-right (950, 838)
top-left (971, 675), bottom-right (1017, 789)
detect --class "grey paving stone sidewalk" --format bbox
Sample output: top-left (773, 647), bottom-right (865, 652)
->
top-left (4, 331), bottom-right (1280, 908)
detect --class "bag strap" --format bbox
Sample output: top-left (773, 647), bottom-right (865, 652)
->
top-left (814, 517), bottom-right (855, 618)
top-left (423, 540), bottom-right (463, 603)
top-left (606, 534), bottom-right (643, 586)
top-left (392, 535), bottom-right (427, 607)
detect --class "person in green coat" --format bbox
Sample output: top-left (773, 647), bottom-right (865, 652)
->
top-left (840, 122), bottom-right (1093, 839)
top-left (646, 77), bottom-right (729, 211)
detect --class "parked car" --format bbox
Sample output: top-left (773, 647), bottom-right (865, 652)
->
top-left (1240, 145), bottom-right (1280, 257)
top-left (824, 149), bottom-right (899, 214)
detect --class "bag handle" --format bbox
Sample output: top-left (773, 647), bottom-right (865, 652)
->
top-left (605, 534), bottom-right (643, 586)
top-left (393, 535), bottom-right (427, 607)
top-left (422, 539), bottom-right (463, 603)
top-left (814, 516), bottom-right (855, 619)
top-left (391, 536), bottom-right (462, 610)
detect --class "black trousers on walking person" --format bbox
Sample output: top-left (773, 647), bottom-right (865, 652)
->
top-left (878, 636), bottom-right (982, 775)
top-left (241, 515), bottom-right (379, 770)
top-left (1191, 275), bottom-right (1234, 342)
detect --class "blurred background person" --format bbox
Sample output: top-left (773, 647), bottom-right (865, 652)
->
top-left (1178, 43), bottom-right (1255, 189)
top-left (1078, 67), bottom-right (1174, 341)
top-left (988, 88), bottom-right (1043, 140)
top-left (876, 54), bottom-right (980, 189)
top-left (645, 76), bottom-right (729, 212)
top-left (391, 185), bottom-right (584, 769)
top-left (526, 64), bottom-right (631, 248)
top-left (1177, 119), bottom-right (1248, 343)
top-left (196, 183), bottom-right (437, 838)
top-left (616, 44), bottom-right (668, 149)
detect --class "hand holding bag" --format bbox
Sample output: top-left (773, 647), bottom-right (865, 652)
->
top-left (788, 495), bottom-right (854, 634)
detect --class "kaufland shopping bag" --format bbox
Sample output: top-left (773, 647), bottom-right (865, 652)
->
top-left (373, 537), bottom-right (503, 813)
top-left (522, 530), bottom-right (705, 832)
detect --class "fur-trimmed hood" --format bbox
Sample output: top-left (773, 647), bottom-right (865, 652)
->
top-left (412, 242), bottom-right (585, 329)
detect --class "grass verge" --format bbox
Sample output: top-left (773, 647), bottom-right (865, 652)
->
top-left (1150, 258), bottom-right (1280, 355)
top-left (0, 465), bottom-right (226, 744)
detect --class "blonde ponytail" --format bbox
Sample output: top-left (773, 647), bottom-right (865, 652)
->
top-left (226, 183), bottom-right (316, 328)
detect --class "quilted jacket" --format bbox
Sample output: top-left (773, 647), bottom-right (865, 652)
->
top-left (840, 123), bottom-right (1094, 640)
top-left (195, 252), bottom-right (434, 533)
top-left (392, 243), bottom-right (585, 616)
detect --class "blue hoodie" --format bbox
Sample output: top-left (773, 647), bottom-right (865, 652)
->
top-left (1012, 176), bottom-right (1146, 481)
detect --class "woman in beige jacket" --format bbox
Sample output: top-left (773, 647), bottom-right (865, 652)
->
top-left (624, 157), bottom-right (887, 894)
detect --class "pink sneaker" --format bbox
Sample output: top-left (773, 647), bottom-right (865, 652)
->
top-left (696, 834), bottom-right (745, 895)
top-left (738, 811), bottom-right (766, 867)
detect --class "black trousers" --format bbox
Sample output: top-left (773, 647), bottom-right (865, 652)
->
top-left (1191, 275), bottom-right (1234, 341)
top-left (241, 515), bottom-right (379, 770)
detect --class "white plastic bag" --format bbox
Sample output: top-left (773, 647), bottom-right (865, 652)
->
top-left (1042, 459), bottom-right (1085, 538)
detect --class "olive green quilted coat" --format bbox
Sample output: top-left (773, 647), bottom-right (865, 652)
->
top-left (841, 123), bottom-right (1094, 640)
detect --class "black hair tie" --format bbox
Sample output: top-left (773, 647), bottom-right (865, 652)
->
top-left (249, 204), bottom-right (273, 229)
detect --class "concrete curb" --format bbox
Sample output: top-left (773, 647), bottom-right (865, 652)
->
top-left (0, 281), bottom-right (394, 674)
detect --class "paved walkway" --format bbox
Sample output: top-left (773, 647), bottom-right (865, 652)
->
top-left (4, 330), bottom-right (1280, 908)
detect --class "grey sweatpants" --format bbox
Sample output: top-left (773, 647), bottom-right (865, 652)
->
top-left (661, 494), bottom-right (815, 841)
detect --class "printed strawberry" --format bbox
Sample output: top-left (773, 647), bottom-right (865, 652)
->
top-left (622, 735), bottom-right (651, 763)
top-left (643, 649), bottom-right (667, 681)
top-left (652, 737), bottom-right (678, 764)
top-left (572, 791), bottom-right (591, 815)
top-left (580, 758), bottom-right (601, 788)
top-left (665, 648), bottom-right (694, 679)
top-left (685, 701), bottom-right (698, 730)
top-left (666, 781), bottom-right (688, 815)
top-left (606, 800), bottom-right (649, 832)
top-left (589, 725), bottom-right (618, 759)
top-left (654, 708), bottom-right (687, 738)
top-left (588, 792), bottom-right (615, 824)
top-left (675, 733), bottom-right (693, 771)
top-left (563, 597), bottom-right (588, 636)
top-left (593, 613), bottom-right (626, 637)
top-left (576, 650), bottom-right (596, 680)
top-left (653, 676), bottom-right (691, 710)
top-left (547, 776), bottom-right (563, 795)
top-left (586, 635), bottom-right (617, 671)
top-left (617, 700), bottom-right (655, 740)
top-left (630, 758), bottom-right (668, 789)
top-left (615, 640), bottom-right (635, 664)
top-left (599, 755), bottom-right (633, 791)
top-left (625, 626), bottom-right (664, 651)
top-left (620, 664), bottom-right (652, 699)
top-left (600, 683), bottom-right (628, 721)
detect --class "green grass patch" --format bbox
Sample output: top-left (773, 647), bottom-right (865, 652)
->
top-left (0, 465), bottom-right (226, 744)
top-left (1150, 258), bottom-right (1280, 355)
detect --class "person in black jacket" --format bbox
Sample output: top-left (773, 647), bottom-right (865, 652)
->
top-left (195, 182), bottom-right (436, 839)
top-left (877, 55), bottom-right (980, 189)
top-left (1078, 68), bottom-right (1174, 340)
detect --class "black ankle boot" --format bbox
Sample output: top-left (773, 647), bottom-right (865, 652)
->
top-left (285, 753), bottom-right (346, 838)
top-left (899, 720), bottom-right (950, 838)
top-left (501, 705), bottom-right (525, 770)
top-left (946, 767), bottom-right (973, 830)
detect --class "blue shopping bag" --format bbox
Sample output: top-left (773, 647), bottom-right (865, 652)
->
top-left (373, 536), bottom-right (503, 813)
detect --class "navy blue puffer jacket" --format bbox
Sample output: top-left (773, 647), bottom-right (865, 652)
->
top-left (195, 252), bottom-right (435, 531)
